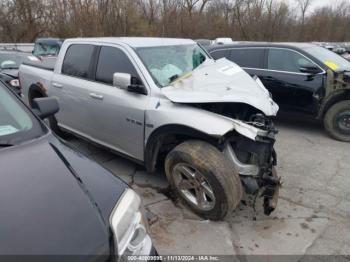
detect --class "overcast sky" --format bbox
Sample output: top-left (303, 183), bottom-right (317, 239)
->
top-left (283, 0), bottom-right (340, 12)
top-left (307, 0), bottom-right (334, 9)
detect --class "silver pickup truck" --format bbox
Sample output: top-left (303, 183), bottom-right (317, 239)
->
top-left (20, 37), bottom-right (280, 220)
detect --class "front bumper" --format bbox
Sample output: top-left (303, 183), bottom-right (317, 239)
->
top-left (261, 167), bottom-right (280, 215)
top-left (223, 134), bottom-right (280, 215)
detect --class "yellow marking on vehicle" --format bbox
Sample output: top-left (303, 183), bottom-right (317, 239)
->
top-left (170, 71), bottom-right (192, 85)
top-left (324, 60), bottom-right (339, 71)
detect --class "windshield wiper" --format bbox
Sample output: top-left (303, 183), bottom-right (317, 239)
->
top-left (169, 71), bottom-right (193, 84)
top-left (0, 143), bottom-right (14, 148)
top-left (1, 67), bottom-right (19, 70)
top-left (169, 74), bottom-right (179, 83)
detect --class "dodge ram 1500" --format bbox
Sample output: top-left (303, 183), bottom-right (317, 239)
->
top-left (20, 37), bottom-right (280, 220)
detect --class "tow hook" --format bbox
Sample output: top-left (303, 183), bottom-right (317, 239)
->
top-left (262, 168), bottom-right (281, 215)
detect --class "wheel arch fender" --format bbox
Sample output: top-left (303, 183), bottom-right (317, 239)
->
top-left (27, 83), bottom-right (47, 107)
top-left (319, 90), bottom-right (350, 118)
top-left (144, 124), bottom-right (221, 173)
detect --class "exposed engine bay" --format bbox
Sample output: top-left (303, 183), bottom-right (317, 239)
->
top-left (190, 102), bottom-right (280, 215)
top-left (191, 102), bottom-right (271, 122)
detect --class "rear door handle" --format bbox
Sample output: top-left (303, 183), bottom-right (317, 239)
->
top-left (89, 93), bottom-right (104, 100)
top-left (52, 82), bottom-right (63, 89)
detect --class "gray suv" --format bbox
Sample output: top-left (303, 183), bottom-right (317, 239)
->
top-left (20, 37), bottom-right (281, 220)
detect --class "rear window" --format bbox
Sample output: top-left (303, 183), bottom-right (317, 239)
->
top-left (230, 48), bottom-right (265, 68)
top-left (62, 44), bottom-right (95, 79)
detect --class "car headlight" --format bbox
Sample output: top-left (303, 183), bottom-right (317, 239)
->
top-left (10, 79), bottom-right (20, 88)
top-left (109, 189), bottom-right (153, 260)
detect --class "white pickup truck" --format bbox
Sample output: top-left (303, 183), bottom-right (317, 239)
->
top-left (19, 37), bottom-right (280, 220)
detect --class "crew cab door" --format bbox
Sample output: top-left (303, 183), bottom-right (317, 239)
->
top-left (85, 45), bottom-right (148, 160)
top-left (263, 48), bottom-right (325, 114)
top-left (49, 44), bottom-right (97, 136)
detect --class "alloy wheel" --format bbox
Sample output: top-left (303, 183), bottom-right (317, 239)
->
top-left (172, 163), bottom-right (216, 211)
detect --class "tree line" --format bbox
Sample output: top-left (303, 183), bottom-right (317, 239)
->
top-left (0, 0), bottom-right (349, 43)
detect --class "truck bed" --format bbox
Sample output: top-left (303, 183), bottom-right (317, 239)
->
top-left (19, 61), bottom-right (55, 105)
top-left (22, 62), bottom-right (54, 71)
top-left (22, 57), bottom-right (56, 71)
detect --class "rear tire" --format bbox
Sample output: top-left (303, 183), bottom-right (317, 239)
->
top-left (165, 140), bottom-right (243, 221)
top-left (324, 100), bottom-right (350, 142)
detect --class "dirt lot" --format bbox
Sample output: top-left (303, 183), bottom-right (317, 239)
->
top-left (66, 114), bottom-right (350, 258)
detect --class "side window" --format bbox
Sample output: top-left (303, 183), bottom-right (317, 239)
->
top-left (230, 49), bottom-right (264, 68)
top-left (210, 49), bottom-right (230, 60)
top-left (96, 46), bottom-right (139, 85)
top-left (268, 49), bottom-right (316, 73)
top-left (62, 44), bottom-right (95, 79)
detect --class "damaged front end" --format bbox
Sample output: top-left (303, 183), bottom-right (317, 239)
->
top-left (159, 57), bottom-right (282, 215)
top-left (183, 101), bottom-right (281, 215)
top-left (222, 113), bottom-right (280, 215)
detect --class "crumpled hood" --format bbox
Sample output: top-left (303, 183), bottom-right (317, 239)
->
top-left (161, 58), bottom-right (279, 116)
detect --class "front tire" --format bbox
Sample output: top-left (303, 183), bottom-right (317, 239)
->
top-left (324, 100), bottom-right (350, 142)
top-left (165, 140), bottom-right (243, 221)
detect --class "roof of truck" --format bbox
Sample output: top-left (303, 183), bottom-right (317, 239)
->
top-left (64, 37), bottom-right (195, 48)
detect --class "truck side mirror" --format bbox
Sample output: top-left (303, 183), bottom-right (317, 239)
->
top-left (113, 72), bottom-right (131, 90)
top-left (113, 72), bottom-right (147, 95)
top-left (32, 97), bottom-right (59, 119)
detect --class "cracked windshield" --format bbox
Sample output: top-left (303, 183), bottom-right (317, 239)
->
top-left (136, 44), bottom-right (208, 87)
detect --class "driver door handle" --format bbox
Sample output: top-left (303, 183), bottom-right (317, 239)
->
top-left (89, 93), bottom-right (104, 100)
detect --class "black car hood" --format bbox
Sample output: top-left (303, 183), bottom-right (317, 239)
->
top-left (0, 135), bottom-right (127, 256)
top-left (0, 68), bottom-right (18, 78)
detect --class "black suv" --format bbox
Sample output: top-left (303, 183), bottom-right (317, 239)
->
top-left (0, 81), bottom-right (156, 260)
top-left (207, 43), bottom-right (350, 142)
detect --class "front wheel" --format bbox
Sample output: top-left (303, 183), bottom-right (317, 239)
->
top-left (324, 100), bottom-right (350, 142)
top-left (165, 140), bottom-right (243, 221)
